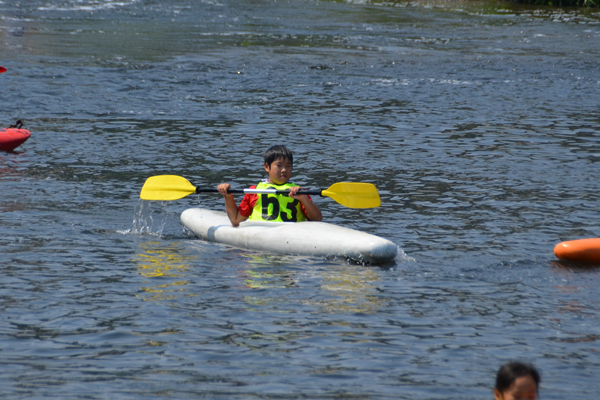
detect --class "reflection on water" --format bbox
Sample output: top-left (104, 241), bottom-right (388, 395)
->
top-left (234, 251), bottom-right (386, 314)
top-left (135, 241), bottom-right (191, 278)
top-left (0, 153), bottom-right (30, 179)
top-left (550, 259), bottom-right (600, 271)
top-left (319, 264), bottom-right (386, 314)
top-left (239, 253), bottom-right (298, 290)
top-left (237, 253), bottom-right (302, 311)
top-left (135, 241), bottom-right (195, 301)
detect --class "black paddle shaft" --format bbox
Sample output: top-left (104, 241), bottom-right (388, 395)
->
top-left (195, 188), bottom-right (323, 196)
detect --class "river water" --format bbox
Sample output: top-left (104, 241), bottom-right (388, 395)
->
top-left (1, 0), bottom-right (600, 398)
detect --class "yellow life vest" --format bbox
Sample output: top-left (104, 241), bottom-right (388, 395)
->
top-left (249, 181), bottom-right (307, 222)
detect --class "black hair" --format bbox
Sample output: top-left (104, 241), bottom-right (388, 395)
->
top-left (264, 145), bottom-right (293, 167)
top-left (495, 362), bottom-right (541, 394)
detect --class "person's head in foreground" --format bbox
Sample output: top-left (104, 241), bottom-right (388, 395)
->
top-left (494, 361), bottom-right (540, 400)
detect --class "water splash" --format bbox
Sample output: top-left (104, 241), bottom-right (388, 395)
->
top-left (119, 199), bottom-right (169, 236)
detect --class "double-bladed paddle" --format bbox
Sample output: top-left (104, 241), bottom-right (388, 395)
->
top-left (140, 175), bottom-right (381, 209)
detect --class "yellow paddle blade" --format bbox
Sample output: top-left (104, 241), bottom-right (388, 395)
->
top-left (322, 182), bottom-right (381, 209)
top-left (140, 175), bottom-right (197, 201)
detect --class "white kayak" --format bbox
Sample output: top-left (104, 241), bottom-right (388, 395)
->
top-left (181, 208), bottom-right (398, 264)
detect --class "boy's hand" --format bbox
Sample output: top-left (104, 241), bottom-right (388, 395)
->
top-left (217, 183), bottom-right (231, 196)
top-left (289, 186), bottom-right (323, 221)
top-left (288, 186), bottom-right (306, 200)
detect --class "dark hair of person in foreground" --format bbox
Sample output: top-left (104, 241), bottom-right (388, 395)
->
top-left (494, 361), bottom-right (541, 400)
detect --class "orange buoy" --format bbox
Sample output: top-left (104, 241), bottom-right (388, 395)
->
top-left (0, 120), bottom-right (31, 152)
top-left (554, 238), bottom-right (600, 263)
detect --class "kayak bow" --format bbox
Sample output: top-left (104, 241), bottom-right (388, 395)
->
top-left (0, 120), bottom-right (31, 152)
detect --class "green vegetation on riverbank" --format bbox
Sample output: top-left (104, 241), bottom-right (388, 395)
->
top-left (512, 0), bottom-right (598, 7)
top-left (353, 0), bottom-right (600, 8)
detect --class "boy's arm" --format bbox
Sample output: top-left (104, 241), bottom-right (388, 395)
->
top-left (218, 183), bottom-right (249, 227)
top-left (289, 187), bottom-right (322, 221)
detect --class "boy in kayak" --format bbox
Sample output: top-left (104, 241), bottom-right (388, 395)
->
top-left (217, 145), bottom-right (322, 226)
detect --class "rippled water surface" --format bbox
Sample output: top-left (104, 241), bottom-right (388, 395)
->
top-left (1, 0), bottom-right (600, 398)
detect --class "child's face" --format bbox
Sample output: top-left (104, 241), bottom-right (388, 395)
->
top-left (264, 157), bottom-right (293, 185)
top-left (494, 375), bottom-right (538, 400)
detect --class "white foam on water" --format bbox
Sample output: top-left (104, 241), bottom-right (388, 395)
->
top-left (37, 0), bottom-right (139, 12)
